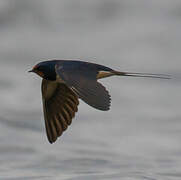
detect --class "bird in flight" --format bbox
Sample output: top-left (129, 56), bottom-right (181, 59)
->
top-left (29, 60), bottom-right (170, 144)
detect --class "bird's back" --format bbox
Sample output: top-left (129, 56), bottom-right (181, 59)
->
top-left (53, 60), bottom-right (114, 73)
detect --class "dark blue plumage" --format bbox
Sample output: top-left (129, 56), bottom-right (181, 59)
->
top-left (29, 59), bottom-right (170, 143)
top-left (33, 60), bottom-right (114, 81)
top-left (33, 61), bottom-right (57, 81)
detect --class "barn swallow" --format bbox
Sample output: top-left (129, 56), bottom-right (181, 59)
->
top-left (29, 60), bottom-right (170, 143)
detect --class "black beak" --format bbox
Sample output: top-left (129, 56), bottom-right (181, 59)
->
top-left (28, 70), bottom-right (34, 73)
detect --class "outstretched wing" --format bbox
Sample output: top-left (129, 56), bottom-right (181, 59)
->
top-left (55, 64), bottom-right (111, 111)
top-left (41, 79), bottom-right (79, 143)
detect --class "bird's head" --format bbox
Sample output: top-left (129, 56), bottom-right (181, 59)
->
top-left (29, 61), bottom-right (57, 81)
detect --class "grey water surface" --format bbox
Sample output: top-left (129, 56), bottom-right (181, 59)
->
top-left (0, 1), bottom-right (181, 179)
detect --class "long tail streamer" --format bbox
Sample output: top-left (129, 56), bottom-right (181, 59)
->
top-left (113, 71), bottom-right (171, 79)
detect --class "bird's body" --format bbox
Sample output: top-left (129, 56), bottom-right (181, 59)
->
top-left (29, 60), bottom-right (169, 143)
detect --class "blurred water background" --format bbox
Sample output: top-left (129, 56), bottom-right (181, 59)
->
top-left (0, 0), bottom-right (180, 179)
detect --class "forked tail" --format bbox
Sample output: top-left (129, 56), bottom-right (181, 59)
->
top-left (112, 71), bottom-right (171, 79)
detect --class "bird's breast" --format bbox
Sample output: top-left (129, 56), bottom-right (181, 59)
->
top-left (42, 75), bottom-right (65, 100)
top-left (42, 80), bottom-right (58, 100)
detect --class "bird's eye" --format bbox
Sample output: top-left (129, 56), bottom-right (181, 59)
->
top-left (36, 66), bottom-right (43, 71)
